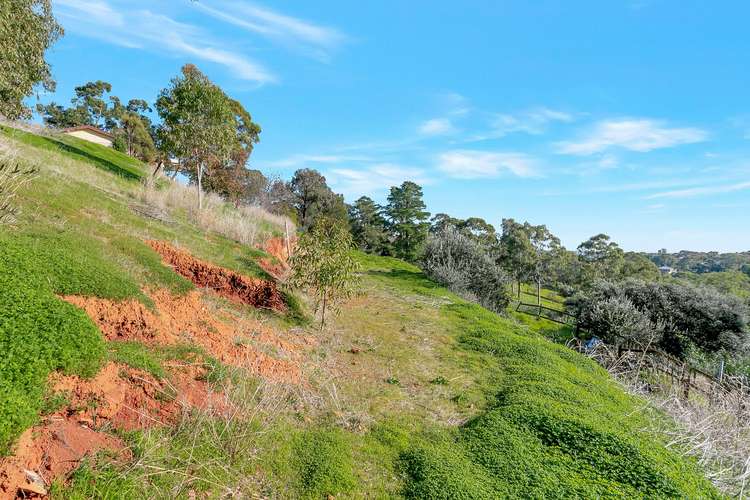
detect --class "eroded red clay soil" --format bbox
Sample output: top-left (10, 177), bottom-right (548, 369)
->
top-left (147, 240), bottom-right (286, 312)
top-left (257, 236), bottom-right (295, 279)
top-left (0, 241), bottom-right (308, 497)
top-left (0, 361), bottom-right (221, 499)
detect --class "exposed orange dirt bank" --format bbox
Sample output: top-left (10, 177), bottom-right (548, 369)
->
top-left (0, 361), bottom-right (221, 499)
top-left (258, 236), bottom-right (295, 279)
top-left (1, 244), bottom-right (309, 498)
top-left (147, 240), bottom-right (287, 312)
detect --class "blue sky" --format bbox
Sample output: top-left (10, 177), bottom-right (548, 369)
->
top-left (38, 0), bottom-right (750, 252)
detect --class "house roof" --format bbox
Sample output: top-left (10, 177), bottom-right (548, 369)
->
top-left (62, 125), bottom-right (114, 140)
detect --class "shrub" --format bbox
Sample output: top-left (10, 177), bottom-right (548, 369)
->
top-left (422, 226), bottom-right (511, 312)
top-left (0, 158), bottom-right (36, 225)
top-left (574, 279), bottom-right (749, 358)
top-left (579, 294), bottom-right (661, 346)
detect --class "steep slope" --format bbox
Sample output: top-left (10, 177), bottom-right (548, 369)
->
top-left (0, 127), bottom-right (719, 498)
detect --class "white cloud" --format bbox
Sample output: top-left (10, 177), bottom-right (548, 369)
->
top-left (264, 153), bottom-right (371, 169)
top-left (437, 150), bottom-right (538, 179)
top-left (645, 181), bottom-right (750, 199)
top-left (54, 0), bottom-right (278, 83)
top-left (192, 1), bottom-right (346, 61)
top-left (467, 107), bottom-right (573, 142)
top-left (418, 118), bottom-right (456, 136)
top-left (327, 163), bottom-right (429, 197)
top-left (557, 119), bottom-right (707, 155)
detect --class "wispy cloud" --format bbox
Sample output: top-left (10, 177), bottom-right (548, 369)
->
top-left (263, 153), bottom-right (371, 169)
top-left (192, 1), bottom-right (346, 61)
top-left (557, 119), bottom-right (707, 155)
top-left (54, 0), bottom-right (349, 79)
top-left (645, 180), bottom-right (750, 199)
top-left (468, 107), bottom-right (573, 142)
top-left (437, 150), bottom-right (538, 179)
top-left (418, 118), bottom-right (456, 136)
top-left (327, 163), bottom-right (430, 197)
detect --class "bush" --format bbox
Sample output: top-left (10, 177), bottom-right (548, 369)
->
top-left (574, 279), bottom-right (750, 358)
top-left (422, 227), bottom-right (511, 312)
top-left (580, 294), bottom-right (661, 346)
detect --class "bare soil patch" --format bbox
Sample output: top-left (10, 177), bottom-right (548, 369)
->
top-left (146, 240), bottom-right (286, 312)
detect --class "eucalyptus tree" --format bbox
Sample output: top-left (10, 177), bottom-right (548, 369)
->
top-left (156, 64), bottom-right (236, 209)
top-left (0, 0), bottom-right (62, 119)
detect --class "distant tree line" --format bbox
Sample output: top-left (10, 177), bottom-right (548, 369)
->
top-left (650, 248), bottom-right (750, 275)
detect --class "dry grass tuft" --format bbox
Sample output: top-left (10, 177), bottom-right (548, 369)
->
top-left (139, 179), bottom-right (292, 247)
top-left (583, 342), bottom-right (750, 498)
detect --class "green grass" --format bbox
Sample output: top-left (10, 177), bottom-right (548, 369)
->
top-left (1, 125), bottom-right (146, 180)
top-left (0, 127), bottom-right (295, 457)
top-left (0, 230), bottom-right (145, 453)
top-left (1, 127), bottom-right (720, 497)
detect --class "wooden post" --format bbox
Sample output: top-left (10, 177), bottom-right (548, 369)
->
top-left (284, 220), bottom-right (291, 259)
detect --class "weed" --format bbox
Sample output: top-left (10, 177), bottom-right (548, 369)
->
top-left (430, 376), bottom-right (449, 385)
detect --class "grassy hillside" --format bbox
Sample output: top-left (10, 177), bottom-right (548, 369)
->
top-left (0, 127), bottom-right (719, 498)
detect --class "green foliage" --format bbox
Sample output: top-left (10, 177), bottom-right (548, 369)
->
top-left (156, 64), bottom-right (258, 209)
top-left (108, 342), bottom-right (165, 379)
top-left (574, 279), bottom-right (749, 357)
top-left (401, 301), bottom-right (719, 498)
top-left (385, 181), bottom-right (430, 261)
top-left (0, 230), bottom-right (151, 452)
top-left (289, 429), bottom-right (357, 499)
top-left (422, 225), bottom-right (511, 312)
top-left (290, 218), bottom-right (361, 326)
top-left (577, 233), bottom-right (625, 281)
top-left (677, 270), bottom-right (750, 302)
top-left (51, 458), bottom-right (140, 499)
top-left (349, 195), bottom-right (389, 253)
top-left (111, 236), bottom-right (194, 295)
top-left (0, 0), bottom-right (62, 119)
top-left (289, 168), bottom-right (347, 230)
top-left (650, 249), bottom-right (750, 274)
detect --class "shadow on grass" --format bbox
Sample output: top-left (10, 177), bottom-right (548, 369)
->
top-left (35, 135), bottom-right (142, 180)
top-left (1, 125), bottom-right (142, 181)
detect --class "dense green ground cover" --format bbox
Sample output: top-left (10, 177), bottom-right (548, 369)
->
top-left (0, 129), bottom-right (286, 456)
top-left (0, 128), bottom-right (718, 497)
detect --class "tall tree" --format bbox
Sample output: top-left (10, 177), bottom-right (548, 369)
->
top-left (349, 196), bottom-right (388, 253)
top-left (289, 218), bottom-right (360, 328)
top-left (577, 233), bottom-right (624, 281)
top-left (289, 168), bottom-right (346, 230)
top-left (156, 64), bottom-right (237, 209)
top-left (0, 0), bottom-right (62, 119)
top-left (526, 224), bottom-right (562, 306)
top-left (499, 218), bottom-right (535, 297)
top-left (117, 111), bottom-right (156, 162)
top-left (384, 181), bottom-right (430, 261)
top-left (71, 80), bottom-right (113, 127)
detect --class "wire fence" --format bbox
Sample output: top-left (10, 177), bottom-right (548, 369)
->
top-left (512, 286), bottom-right (749, 402)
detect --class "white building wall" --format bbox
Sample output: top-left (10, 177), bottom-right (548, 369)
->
top-left (64, 130), bottom-right (113, 148)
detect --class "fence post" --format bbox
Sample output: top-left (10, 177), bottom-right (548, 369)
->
top-left (284, 220), bottom-right (291, 259)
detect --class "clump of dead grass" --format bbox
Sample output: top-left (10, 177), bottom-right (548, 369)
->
top-left (584, 342), bottom-right (750, 498)
top-left (139, 179), bottom-right (292, 247)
